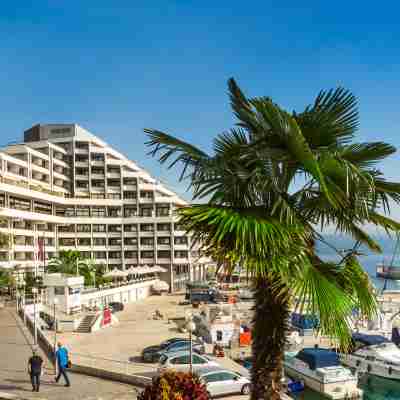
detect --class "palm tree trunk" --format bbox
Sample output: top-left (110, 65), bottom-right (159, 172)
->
top-left (250, 274), bottom-right (290, 400)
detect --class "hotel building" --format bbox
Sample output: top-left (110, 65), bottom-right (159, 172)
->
top-left (0, 124), bottom-right (208, 291)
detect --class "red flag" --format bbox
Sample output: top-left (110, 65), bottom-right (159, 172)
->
top-left (38, 238), bottom-right (45, 262)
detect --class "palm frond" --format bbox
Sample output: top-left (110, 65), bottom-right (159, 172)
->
top-left (295, 87), bottom-right (359, 147)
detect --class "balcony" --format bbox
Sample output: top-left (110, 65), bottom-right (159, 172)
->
top-left (91, 173), bottom-right (105, 179)
top-left (31, 163), bottom-right (49, 174)
top-left (75, 147), bottom-right (89, 154)
top-left (75, 161), bottom-right (89, 167)
top-left (108, 258), bottom-right (122, 264)
top-left (123, 185), bottom-right (137, 191)
top-left (139, 231), bottom-right (154, 237)
top-left (140, 258), bottom-right (155, 264)
top-left (124, 258), bottom-right (138, 264)
top-left (138, 197), bottom-right (154, 204)
top-left (107, 172), bottom-right (121, 179)
top-left (157, 244), bottom-right (171, 250)
top-left (75, 174), bottom-right (89, 180)
top-left (140, 245), bottom-right (155, 250)
top-left (174, 257), bottom-right (189, 263)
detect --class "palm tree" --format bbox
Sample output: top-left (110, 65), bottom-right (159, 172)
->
top-left (144, 79), bottom-right (400, 399)
top-left (48, 250), bottom-right (82, 275)
top-left (78, 258), bottom-right (97, 287)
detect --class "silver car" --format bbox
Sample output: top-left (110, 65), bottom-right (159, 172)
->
top-left (197, 366), bottom-right (251, 397)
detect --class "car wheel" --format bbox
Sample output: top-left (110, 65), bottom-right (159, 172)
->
top-left (241, 384), bottom-right (251, 395)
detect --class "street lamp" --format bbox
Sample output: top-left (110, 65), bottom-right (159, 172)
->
top-left (53, 297), bottom-right (59, 374)
top-left (32, 287), bottom-right (38, 346)
top-left (185, 313), bottom-right (196, 374)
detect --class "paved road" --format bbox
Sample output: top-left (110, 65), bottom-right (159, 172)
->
top-left (0, 305), bottom-right (137, 400)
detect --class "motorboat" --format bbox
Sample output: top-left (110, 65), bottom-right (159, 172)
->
top-left (340, 332), bottom-right (400, 380)
top-left (284, 348), bottom-right (362, 399)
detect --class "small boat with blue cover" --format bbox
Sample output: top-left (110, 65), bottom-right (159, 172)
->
top-left (284, 348), bottom-right (362, 399)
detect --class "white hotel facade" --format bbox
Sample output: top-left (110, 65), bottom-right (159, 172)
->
top-left (0, 124), bottom-right (208, 291)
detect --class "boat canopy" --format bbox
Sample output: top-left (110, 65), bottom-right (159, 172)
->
top-left (291, 313), bottom-right (319, 330)
top-left (296, 348), bottom-right (339, 370)
top-left (352, 333), bottom-right (390, 346)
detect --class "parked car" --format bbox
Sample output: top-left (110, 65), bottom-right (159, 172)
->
top-left (157, 350), bottom-right (219, 373)
top-left (197, 366), bottom-right (251, 397)
top-left (142, 338), bottom-right (205, 363)
top-left (108, 302), bottom-right (124, 313)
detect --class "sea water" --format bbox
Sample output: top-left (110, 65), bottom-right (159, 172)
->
top-left (292, 253), bottom-right (400, 399)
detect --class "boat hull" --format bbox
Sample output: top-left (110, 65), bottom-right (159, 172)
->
top-left (284, 363), bottom-right (362, 399)
top-left (340, 354), bottom-right (400, 381)
top-left (376, 264), bottom-right (400, 279)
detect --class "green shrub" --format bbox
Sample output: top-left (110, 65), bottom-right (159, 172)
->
top-left (138, 370), bottom-right (209, 400)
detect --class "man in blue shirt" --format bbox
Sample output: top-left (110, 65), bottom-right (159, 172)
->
top-left (55, 342), bottom-right (70, 387)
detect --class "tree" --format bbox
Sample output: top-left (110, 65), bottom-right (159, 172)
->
top-left (145, 79), bottom-right (400, 399)
top-left (78, 258), bottom-right (97, 287)
top-left (48, 250), bottom-right (82, 275)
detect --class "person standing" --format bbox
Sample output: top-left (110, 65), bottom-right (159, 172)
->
top-left (55, 342), bottom-right (71, 387)
top-left (28, 348), bottom-right (43, 392)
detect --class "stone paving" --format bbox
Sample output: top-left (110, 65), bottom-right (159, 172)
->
top-left (0, 306), bottom-right (137, 400)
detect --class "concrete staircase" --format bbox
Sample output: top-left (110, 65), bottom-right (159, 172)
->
top-left (76, 314), bottom-right (97, 333)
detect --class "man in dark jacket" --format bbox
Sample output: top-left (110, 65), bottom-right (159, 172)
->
top-left (28, 348), bottom-right (43, 392)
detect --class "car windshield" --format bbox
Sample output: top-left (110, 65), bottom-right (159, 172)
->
top-left (159, 354), bottom-right (168, 364)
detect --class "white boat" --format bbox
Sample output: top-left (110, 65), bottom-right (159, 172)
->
top-left (284, 348), bottom-right (362, 399)
top-left (340, 333), bottom-right (400, 380)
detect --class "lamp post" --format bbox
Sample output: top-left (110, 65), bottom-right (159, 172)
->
top-left (53, 297), bottom-right (59, 374)
top-left (32, 287), bottom-right (38, 346)
top-left (186, 313), bottom-right (196, 374)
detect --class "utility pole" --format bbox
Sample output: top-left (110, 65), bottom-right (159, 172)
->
top-left (32, 287), bottom-right (38, 346)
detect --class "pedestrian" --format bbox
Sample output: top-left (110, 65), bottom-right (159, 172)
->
top-left (55, 341), bottom-right (71, 387)
top-left (28, 347), bottom-right (43, 392)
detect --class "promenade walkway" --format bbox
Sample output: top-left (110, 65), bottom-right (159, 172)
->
top-left (0, 305), bottom-right (137, 400)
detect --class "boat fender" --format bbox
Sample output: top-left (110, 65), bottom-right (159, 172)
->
top-left (367, 364), bottom-right (372, 373)
top-left (389, 366), bottom-right (393, 375)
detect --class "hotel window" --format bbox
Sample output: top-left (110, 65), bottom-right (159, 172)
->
top-left (141, 251), bottom-right (154, 259)
top-left (107, 179), bottom-right (120, 187)
top-left (157, 223), bottom-right (170, 232)
top-left (124, 251), bottom-right (137, 258)
top-left (77, 224), bottom-right (91, 233)
top-left (91, 153), bottom-right (104, 162)
top-left (157, 251), bottom-right (171, 258)
top-left (91, 193), bottom-right (105, 199)
top-left (75, 141), bottom-right (89, 149)
top-left (140, 224), bottom-right (154, 232)
top-left (76, 207), bottom-right (90, 217)
top-left (124, 224), bottom-right (137, 232)
top-left (93, 224), bottom-right (106, 232)
top-left (76, 181), bottom-right (89, 189)
top-left (80, 251), bottom-right (91, 258)
top-left (75, 167), bottom-right (88, 175)
top-left (34, 201), bottom-right (52, 215)
top-left (174, 251), bottom-right (188, 258)
top-left (91, 167), bottom-right (105, 175)
top-left (59, 238), bottom-right (75, 246)
top-left (123, 191), bottom-right (137, 200)
top-left (92, 180), bottom-right (104, 188)
top-left (125, 237), bottom-right (137, 245)
top-left (0, 194), bottom-right (5, 207)
top-left (123, 178), bottom-right (136, 185)
top-left (139, 207), bottom-right (153, 217)
top-left (108, 238), bottom-right (122, 246)
top-left (107, 193), bottom-right (121, 199)
top-left (75, 155), bottom-right (88, 162)
top-left (174, 223), bottom-right (186, 231)
top-left (108, 251), bottom-right (121, 259)
top-left (10, 197), bottom-right (31, 211)
top-left (156, 207), bottom-right (170, 217)
top-left (78, 238), bottom-right (91, 246)
top-left (93, 238), bottom-right (106, 246)
top-left (140, 237), bottom-right (154, 246)
top-left (108, 207), bottom-right (122, 217)
top-left (58, 224), bottom-right (75, 233)
top-left (108, 225), bottom-right (122, 233)
top-left (174, 237), bottom-right (188, 245)
top-left (140, 191), bottom-right (153, 199)
top-left (91, 207), bottom-right (106, 217)
top-left (124, 207), bottom-right (137, 217)
top-left (94, 251), bottom-right (106, 259)
top-left (157, 237), bottom-right (171, 245)
top-left (107, 166), bottom-right (120, 174)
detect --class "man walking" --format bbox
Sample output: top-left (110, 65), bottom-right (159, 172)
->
top-left (28, 347), bottom-right (43, 392)
top-left (55, 342), bottom-right (71, 387)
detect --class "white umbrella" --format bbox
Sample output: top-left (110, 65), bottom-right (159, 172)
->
top-left (153, 265), bottom-right (167, 273)
top-left (152, 280), bottom-right (169, 292)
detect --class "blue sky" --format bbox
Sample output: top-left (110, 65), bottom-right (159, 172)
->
top-left (1, 1), bottom-right (400, 217)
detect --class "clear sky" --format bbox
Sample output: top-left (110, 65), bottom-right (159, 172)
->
top-left (1, 1), bottom-right (399, 217)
